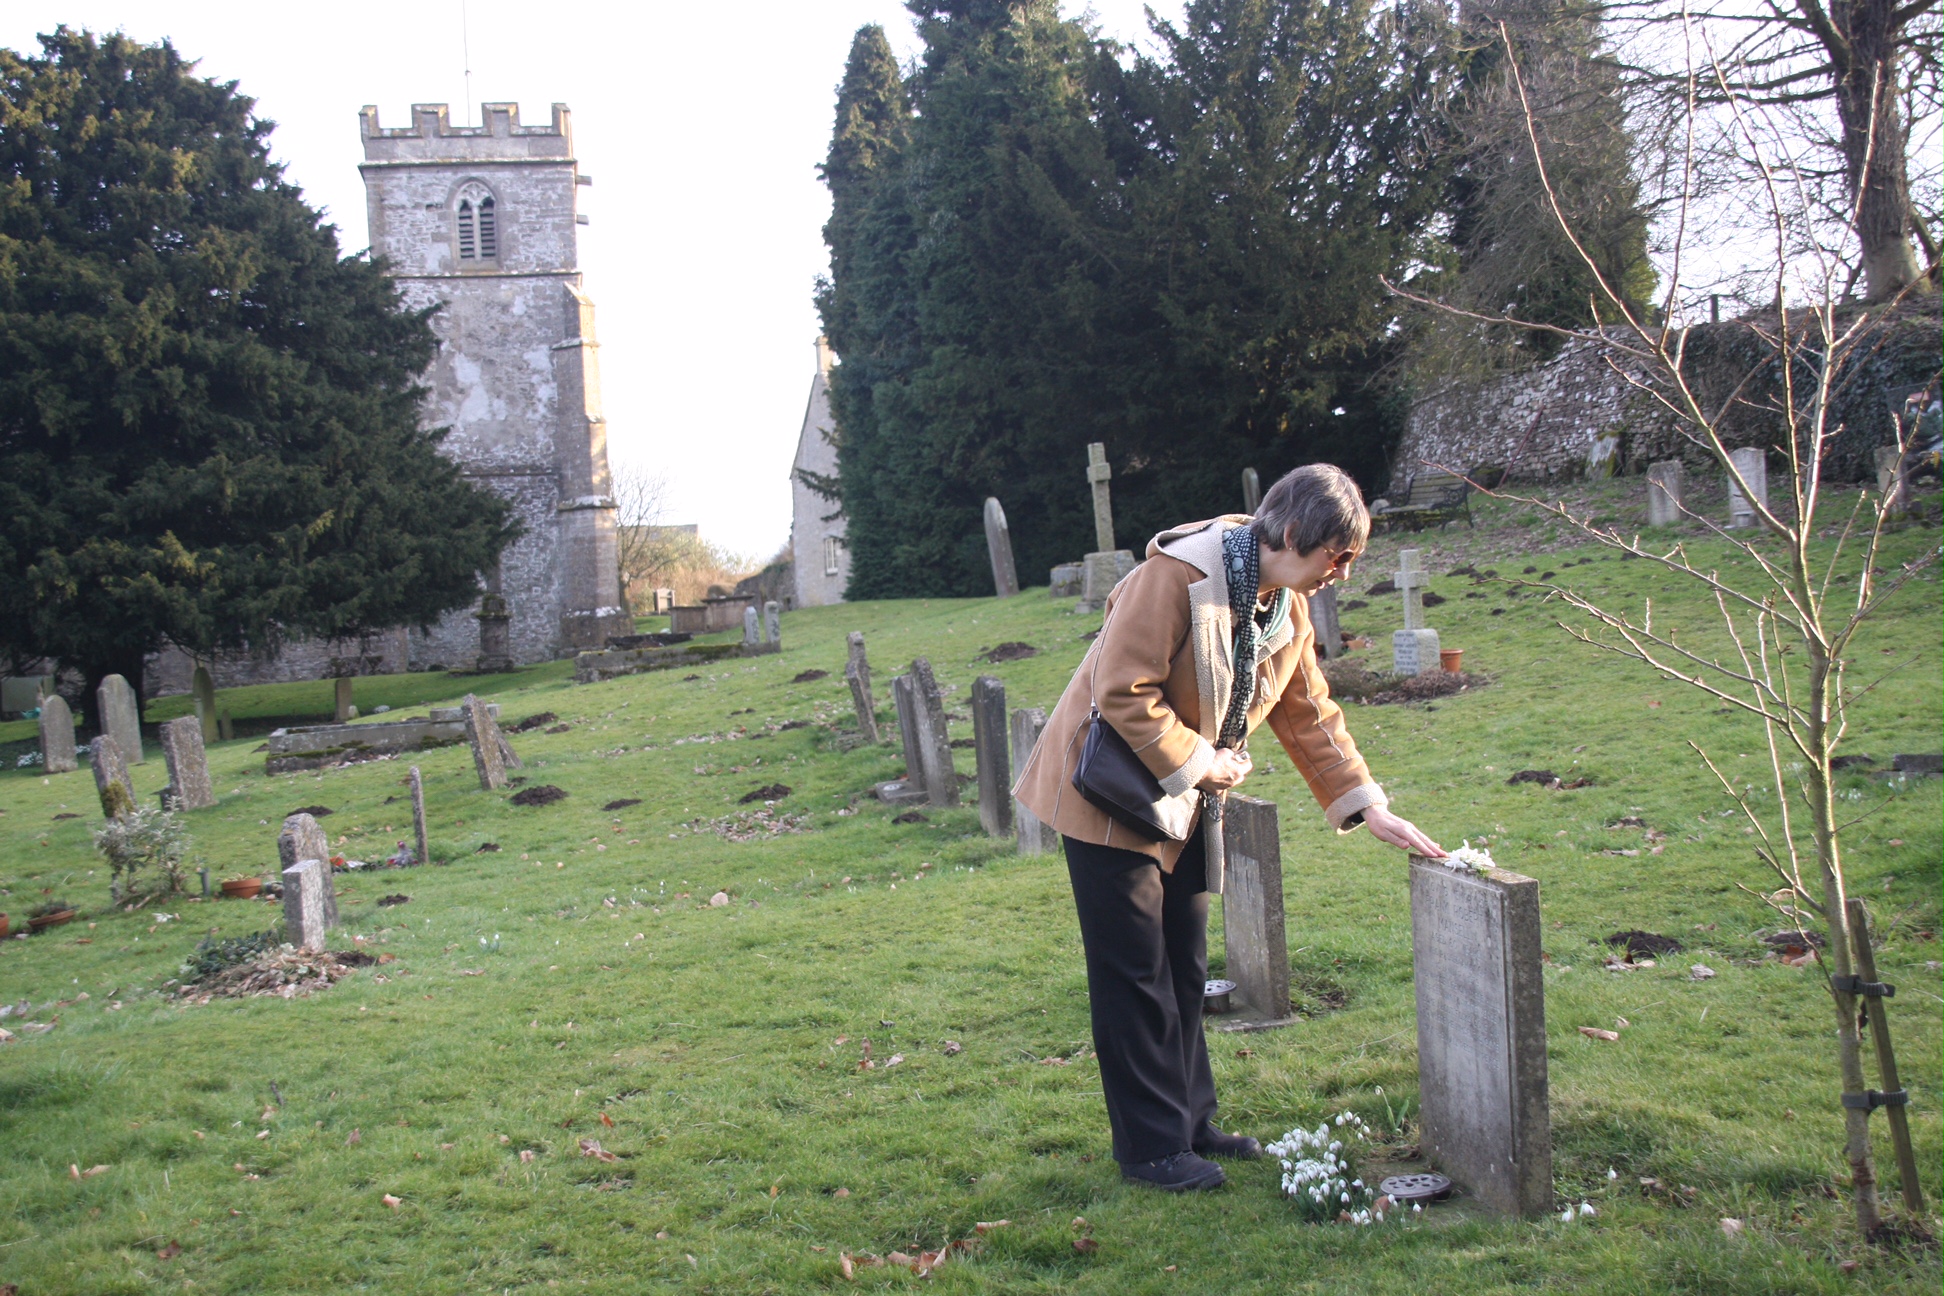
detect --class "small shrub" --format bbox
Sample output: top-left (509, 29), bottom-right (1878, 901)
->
top-left (182, 928), bottom-right (281, 981)
top-left (93, 807), bottom-right (194, 902)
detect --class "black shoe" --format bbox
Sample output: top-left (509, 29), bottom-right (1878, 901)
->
top-left (1120, 1150), bottom-right (1226, 1191)
top-left (1193, 1127), bottom-right (1263, 1160)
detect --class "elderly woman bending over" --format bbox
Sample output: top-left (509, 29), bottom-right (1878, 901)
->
top-left (1012, 463), bottom-right (1442, 1192)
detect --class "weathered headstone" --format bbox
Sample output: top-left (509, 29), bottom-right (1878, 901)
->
top-left (1646, 459), bottom-right (1685, 526)
top-left (1077, 550), bottom-right (1138, 616)
top-left (409, 766), bottom-right (431, 868)
top-left (1009, 707), bottom-right (1060, 855)
top-left (874, 674), bottom-right (929, 804)
top-left (159, 716), bottom-right (216, 810)
top-left (97, 674), bottom-right (144, 765)
top-left (743, 606), bottom-right (761, 647)
top-left (1242, 466), bottom-right (1262, 514)
top-left (282, 859), bottom-right (334, 951)
top-left (191, 666), bottom-right (219, 744)
top-left (1410, 855), bottom-right (1553, 1216)
top-left (217, 707), bottom-right (234, 742)
top-left (37, 693), bottom-right (77, 774)
top-left (1087, 442), bottom-right (1117, 553)
top-left (278, 813), bottom-right (337, 929)
top-left (1220, 795), bottom-right (1293, 1025)
top-left (476, 593), bottom-right (514, 672)
top-left (1727, 446), bottom-right (1767, 528)
top-left (462, 693), bottom-right (508, 790)
top-left (764, 600), bottom-right (782, 647)
top-left (334, 676), bottom-right (356, 724)
top-left (907, 658), bottom-right (959, 808)
top-left (91, 735), bottom-right (136, 820)
top-left (1307, 586), bottom-right (1341, 662)
top-left (983, 498), bottom-right (1020, 598)
top-left (1048, 563), bottom-right (1084, 598)
top-left (845, 632), bottom-right (880, 743)
top-left (651, 588), bottom-right (675, 614)
top-left (1876, 445), bottom-right (1907, 519)
top-left (1393, 549), bottom-right (1440, 675)
top-left (1397, 549), bottom-right (1428, 630)
top-left (495, 726), bottom-right (523, 770)
top-left (970, 676), bottom-right (1012, 838)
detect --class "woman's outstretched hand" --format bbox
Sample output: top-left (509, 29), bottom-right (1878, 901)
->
top-left (1363, 805), bottom-right (1444, 857)
top-left (1195, 747), bottom-right (1253, 792)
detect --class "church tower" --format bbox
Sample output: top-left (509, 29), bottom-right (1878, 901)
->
top-left (358, 102), bottom-right (630, 666)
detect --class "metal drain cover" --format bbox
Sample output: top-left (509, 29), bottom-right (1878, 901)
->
top-left (1378, 1172), bottom-right (1453, 1202)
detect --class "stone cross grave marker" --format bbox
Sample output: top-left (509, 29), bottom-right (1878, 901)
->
top-left (159, 716), bottom-right (216, 810)
top-left (1392, 549), bottom-right (1440, 675)
top-left (983, 497), bottom-right (1020, 598)
top-left (282, 860), bottom-right (334, 951)
top-left (1217, 795), bottom-right (1295, 1027)
top-left (463, 693), bottom-right (508, 790)
top-left (91, 735), bottom-right (135, 819)
top-left (1087, 442), bottom-right (1116, 554)
top-left (410, 765), bottom-right (431, 868)
top-left (1009, 707), bottom-right (1060, 855)
top-left (279, 813), bottom-right (338, 930)
top-left (907, 658), bottom-right (960, 808)
top-left (192, 666), bottom-right (219, 743)
top-left (38, 693), bottom-right (77, 774)
top-left (1727, 446), bottom-right (1767, 528)
top-left (1646, 460), bottom-right (1685, 526)
top-left (1410, 855), bottom-right (1553, 1216)
top-left (743, 606), bottom-right (761, 647)
top-left (764, 600), bottom-right (782, 647)
top-left (1242, 466), bottom-right (1262, 514)
top-left (1307, 586), bottom-right (1341, 662)
top-left (845, 632), bottom-right (879, 743)
top-left (970, 675), bottom-right (1012, 838)
top-left (97, 673), bottom-right (143, 765)
top-left (334, 676), bottom-right (356, 723)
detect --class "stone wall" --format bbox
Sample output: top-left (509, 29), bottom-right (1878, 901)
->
top-left (147, 631), bottom-right (411, 698)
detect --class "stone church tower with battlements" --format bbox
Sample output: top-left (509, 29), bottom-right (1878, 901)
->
top-left (359, 100), bottom-right (630, 667)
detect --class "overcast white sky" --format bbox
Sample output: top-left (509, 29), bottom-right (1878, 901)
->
top-left (2, 2), bottom-right (1183, 560)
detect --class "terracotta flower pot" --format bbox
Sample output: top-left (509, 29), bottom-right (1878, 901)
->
top-left (28, 909), bottom-right (76, 932)
top-left (220, 877), bottom-right (264, 900)
top-left (0, 913), bottom-right (9, 940)
top-left (1439, 648), bottom-right (1464, 673)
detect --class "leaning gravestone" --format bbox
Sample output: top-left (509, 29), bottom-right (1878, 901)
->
top-left (282, 859), bottom-right (334, 951)
top-left (97, 674), bottom-right (144, 765)
top-left (1646, 460), bottom-right (1685, 526)
top-left (279, 813), bottom-right (338, 930)
top-left (1307, 586), bottom-right (1342, 662)
top-left (334, 677), bottom-right (356, 724)
top-left (1727, 446), bottom-right (1767, 529)
top-left (91, 735), bottom-right (136, 820)
top-left (845, 632), bottom-right (880, 743)
top-left (191, 666), bottom-right (219, 744)
top-left (38, 693), bottom-right (77, 774)
top-left (907, 658), bottom-right (959, 808)
top-left (462, 693), bottom-right (508, 790)
top-left (983, 498), bottom-right (1020, 598)
top-left (1392, 549), bottom-right (1440, 675)
top-left (874, 675), bottom-right (929, 805)
top-left (970, 676), bottom-right (1012, 838)
top-left (1410, 855), bottom-right (1553, 1216)
top-left (1009, 707), bottom-right (1060, 855)
top-left (409, 766), bottom-right (431, 868)
top-left (1217, 795), bottom-right (1295, 1028)
top-left (159, 717), bottom-right (216, 810)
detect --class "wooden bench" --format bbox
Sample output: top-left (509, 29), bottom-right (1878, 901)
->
top-left (1372, 470), bottom-right (1474, 532)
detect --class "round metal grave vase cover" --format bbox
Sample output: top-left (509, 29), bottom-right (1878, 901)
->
top-left (1203, 978), bottom-right (1237, 1012)
top-left (1378, 1172), bottom-right (1452, 1202)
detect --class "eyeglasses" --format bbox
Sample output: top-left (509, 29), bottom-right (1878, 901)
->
top-left (1328, 548), bottom-right (1361, 574)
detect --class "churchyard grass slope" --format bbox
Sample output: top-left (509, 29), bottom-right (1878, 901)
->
top-left (0, 481), bottom-right (1937, 1292)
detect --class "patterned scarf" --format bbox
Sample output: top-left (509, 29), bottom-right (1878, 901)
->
top-left (1218, 525), bottom-right (1290, 749)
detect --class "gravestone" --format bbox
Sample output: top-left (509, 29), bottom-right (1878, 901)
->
top-left (409, 766), bottom-right (431, 868)
top-left (1087, 442), bottom-right (1117, 553)
top-left (1242, 466), bottom-right (1262, 514)
top-left (159, 717), bottom-right (216, 810)
top-left (462, 693), bottom-right (508, 790)
top-left (1392, 549), bottom-right (1440, 675)
top-left (278, 813), bottom-right (337, 929)
top-left (495, 726), bottom-right (524, 770)
top-left (907, 658), bottom-right (959, 808)
top-left (91, 735), bottom-right (136, 820)
top-left (1646, 460), bottom-right (1685, 526)
top-left (191, 666), bottom-right (219, 744)
top-left (845, 636), bottom-right (880, 744)
top-left (1410, 855), bottom-right (1552, 1216)
top-left (1307, 587), bottom-right (1341, 662)
top-left (1009, 707), bottom-right (1060, 855)
top-left (97, 674), bottom-right (144, 765)
top-left (764, 601), bottom-right (782, 647)
top-left (1077, 444), bottom-right (1140, 613)
top-left (1727, 446), bottom-right (1767, 528)
top-left (37, 693), bottom-right (77, 774)
top-left (1048, 563), bottom-right (1083, 598)
top-left (476, 593), bottom-right (514, 672)
top-left (218, 707), bottom-right (234, 742)
top-left (970, 676), bottom-right (1012, 838)
top-left (652, 588), bottom-right (675, 614)
top-left (282, 859), bottom-right (334, 951)
top-left (334, 677), bottom-right (355, 723)
top-left (1218, 795), bottom-right (1295, 1027)
top-left (983, 498), bottom-right (1020, 598)
top-left (874, 674), bottom-right (929, 805)
top-left (1876, 446), bottom-right (1906, 519)
top-left (743, 606), bottom-right (761, 647)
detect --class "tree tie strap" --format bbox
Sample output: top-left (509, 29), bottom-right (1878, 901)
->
top-left (1840, 1090), bottom-right (1909, 1111)
top-left (1828, 975), bottom-right (1895, 998)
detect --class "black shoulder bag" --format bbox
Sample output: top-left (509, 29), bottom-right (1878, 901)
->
top-left (1069, 595), bottom-right (1199, 843)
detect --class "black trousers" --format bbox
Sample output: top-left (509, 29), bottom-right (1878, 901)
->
top-left (1064, 830), bottom-right (1218, 1165)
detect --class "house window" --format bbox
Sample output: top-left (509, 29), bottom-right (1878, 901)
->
top-left (455, 183), bottom-right (498, 262)
top-left (822, 535), bottom-right (844, 577)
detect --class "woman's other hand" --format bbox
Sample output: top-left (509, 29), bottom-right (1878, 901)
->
top-left (1363, 805), bottom-right (1443, 856)
top-left (1195, 747), bottom-right (1253, 792)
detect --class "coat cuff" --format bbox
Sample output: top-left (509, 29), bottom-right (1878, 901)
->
top-left (1158, 735), bottom-right (1217, 797)
top-left (1325, 783), bottom-right (1388, 832)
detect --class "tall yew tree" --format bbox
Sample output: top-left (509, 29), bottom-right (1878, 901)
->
top-left (0, 30), bottom-right (518, 719)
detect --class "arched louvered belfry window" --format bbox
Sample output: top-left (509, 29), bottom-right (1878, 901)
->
top-left (455, 183), bottom-right (498, 263)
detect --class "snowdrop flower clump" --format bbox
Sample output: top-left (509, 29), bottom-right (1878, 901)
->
top-left (1266, 1112), bottom-right (1401, 1225)
top-left (1439, 840), bottom-right (1496, 874)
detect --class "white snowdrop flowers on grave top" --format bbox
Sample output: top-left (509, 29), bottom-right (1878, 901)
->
top-left (1267, 1113), bottom-right (1401, 1225)
top-left (1440, 840), bottom-right (1496, 874)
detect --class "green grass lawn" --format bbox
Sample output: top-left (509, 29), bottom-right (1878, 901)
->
top-left (1, 482), bottom-right (1938, 1293)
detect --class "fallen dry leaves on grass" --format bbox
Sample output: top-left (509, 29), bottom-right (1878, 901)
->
top-left (579, 1138), bottom-right (619, 1163)
top-left (1579, 1026), bottom-right (1621, 1042)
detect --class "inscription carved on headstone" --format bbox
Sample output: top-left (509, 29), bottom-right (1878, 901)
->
top-left (983, 498), bottom-right (1020, 598)
top-left (97, 674), bottom-right (144, 765)
top-left (1307, 586), bottom-right (1341, 662)
top-left (907, 658), bottom-right (960, 808)
top-left (1392, 549), bottom-right (1440, 675)
top-left (334, 676), bottom-right (356, 724)
top-left (970, 676), bottom-right (1012, 838)
top-left (845, 632), bottom-right (880, 743)
top-left (1242, 466), bottom-right (1262, 514)
top-left (91, 735), bottom-right (136, 820)
top-left (279, 813), bottom-right (337, 930)
top-left (463, 693), bottom-right (508, 790)
top-left (1219, 795), bottom-right (1293, 1024)
top-left (38, 693), bottom-right (77, 774)
top-left (191, 666), bottom-right (219, 743)
top-left (1727, 446), bottom-right (1767, 528)
top-left (1410, 856), bottom-right (1553, 1216)
top-left (1009, 707), bottom-right (1060, 855)
top-left (409, 766), bottom-right (431, 868)
top-left (282, 859), bottom-right (334, 951)
top-left (159, 716), bottom-right (216, 810)
top-left (1646, 460), bottom-right (1685, 527)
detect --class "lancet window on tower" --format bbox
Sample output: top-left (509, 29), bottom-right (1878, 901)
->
top-left (454, 183), bottom-right (499, 263)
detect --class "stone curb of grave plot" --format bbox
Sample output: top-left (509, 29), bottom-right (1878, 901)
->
top-left (573, 640), bottom-right (778, 684)
top-left (262, 706), bottom-right (500, 774)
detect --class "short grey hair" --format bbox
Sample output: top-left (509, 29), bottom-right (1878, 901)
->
top-left (1251, 464), bottom-right (1370, 554)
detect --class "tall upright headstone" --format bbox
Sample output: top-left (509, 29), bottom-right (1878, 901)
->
top-left (1087, 442), bottom-right (1116, 554)
top-left (217, 707), bottom-right (234, 742)
top-left (279, 813), bottom-right (338, 929)
top-left (1009, 707), bottom-right (1060, 855)
top-left (764, 600), bottom-right (782, 647)
top-left (37, 694), bottom-right (77, 774)
top-left (462, 692), bottom-right (508, 790)
top-left (1646, 460), bottom-right (1685, 526)
top-left (97, 674), bottom-right (143, 765)
top-left (1307, 587), bottom-right (1342, 662)
top-left (1727, 446), bottom-right (1767, 528)
top-left (475, 592), bottom-right (514, 672)
top-left (91, 735), bottom-right (136, 820)
top-left (1410, 855), bottom-right (1552, 1217)
top-left (845, 632), bottom-right (879, 743)
top-left (743, 606), bottom-right (761, 647)
top-left (1221, 795), bottom-right (1292, 1023)
top-left (983, 498), bottom-right (1020, 598)
top-left (409, 766), bottom-right (431, 868)
top-left (906, 658), bottom-right (960, 808)
top-left (191, 666), bottom-right (219, 744)
top-left (1242, 467), bottom-right (1262, 514)
top-left (891, 674), bottom-right (926, 789)
top-left (282, 859), bottom-right (334, 951)
top-left (334, 676), bottom-right (356, 723)
top-left (159, 717), bottom-right (216, 810)
top-left (1392, 549), bottom-right (1440, 675)
top-left (970, 676), bottom-right (1012, 838)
